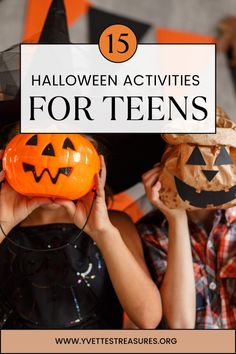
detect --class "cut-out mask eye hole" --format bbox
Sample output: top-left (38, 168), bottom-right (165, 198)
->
top-left (186, 146), bottom-right (206, 165)
top-left (26, 135), bottom-right (38, 146)
top-left (214, 147), bottom-right (233, 166)
top-left (63, 138), bottom-right (75, 150)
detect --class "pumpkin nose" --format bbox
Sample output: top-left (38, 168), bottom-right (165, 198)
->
top-left (42, 143), bottom-right (55, 156)
top-left (202, 169), bottom-right (218, 182)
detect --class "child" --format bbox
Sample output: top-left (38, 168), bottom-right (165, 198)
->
top-left (0, 131), bottom-right (162, 329)
top-left (140, 107), bottom-right (236, 329)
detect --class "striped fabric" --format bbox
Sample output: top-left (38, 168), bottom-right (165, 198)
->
top-left (108, 182), bottom-right (154, 222)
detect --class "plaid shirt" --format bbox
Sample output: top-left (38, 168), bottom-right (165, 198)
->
top-left (138, 207), bottom-right (236, 329)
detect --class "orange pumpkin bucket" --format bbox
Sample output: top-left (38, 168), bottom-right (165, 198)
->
top-left (3, 134), bottom-right (100, 200)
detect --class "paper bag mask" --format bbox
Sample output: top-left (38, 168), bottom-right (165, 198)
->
top-left (159, 107), bottom-right (236, 209)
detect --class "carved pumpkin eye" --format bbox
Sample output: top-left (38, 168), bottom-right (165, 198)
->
top-left (22, 162), bottom-right (34, 172)
top-left (186, 146), bottom-right (206, 165)
top-left (42, 143), bottom-right (55, 156)
top-left (63, 138), bottom-right (75, 150)
top-left (214, 147), bottom-right (233, 166)
top-left (26, 135), bottom-right (38, 146)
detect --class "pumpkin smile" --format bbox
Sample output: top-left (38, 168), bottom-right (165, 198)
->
top-left (22, 163), bottom-right (72, 184)
top-left (174, 176), bottom-right (236, 208)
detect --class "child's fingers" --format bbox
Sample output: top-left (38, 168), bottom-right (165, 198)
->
top-left (153, 180), bottom-right (162, 193)
top-left (1, 181), bottom-right (18, 196)
top-left (93, 155), bottom-right (106, 199)
top-left (153, 161), bottom-right (161, 167)
top-left (142, 166), bottom-right (161, 181)
top-left (0, 179), bottom-right (9, 195)
top-left (95, 173), bottom-right (105, 199)
top-left (0, 171), bottom-right (5, 183)
top-left (149, 181), bottom-right (163, 207)
top-left (144, 176), bottom-right (162, 203)
top-left (143, 172), bottom-right (159, 189)
top-left (99, 155), bottom-right (106, 187)
top-left (54, 199), bottom-right (76, 217)
top-left (28, 197), bottom-right (52, 213)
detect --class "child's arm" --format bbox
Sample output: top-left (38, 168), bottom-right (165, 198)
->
top-left (57, 156), bottom-right (162, 329)
top-left (142, 166), bottom-right (196, 329)
top-left (160, 212), bottom-right (195, 328)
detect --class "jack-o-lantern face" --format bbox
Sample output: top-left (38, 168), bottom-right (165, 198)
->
top-left (159, 106), bottom-right (236, 209)
top-left (3, 134), bottom-right (100, 200)
top-left (159, 143), bottom-right (236, 209)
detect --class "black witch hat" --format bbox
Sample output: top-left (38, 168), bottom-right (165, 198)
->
top-left (0, 1), bottom-right (166, 193)
top-left (0, 0), bottom-right (70, 132)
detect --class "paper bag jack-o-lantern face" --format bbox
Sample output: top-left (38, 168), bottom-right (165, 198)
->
top-left (3, 134), bottom-right (100, 200)
top-left (159, 143), bottom-right (236, 209)
top-left (158, 107), bottom-right (236, 209)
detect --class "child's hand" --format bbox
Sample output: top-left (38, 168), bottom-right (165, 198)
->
top-left (0, 150), bottom-right (51, 235)
top-left (55, 155), bottom-right (116, 241)
top-left (142, 164), bottom-right (187, 222)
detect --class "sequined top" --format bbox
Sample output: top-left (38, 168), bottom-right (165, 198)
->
top-left (0, 223), bottom-right (123, 329)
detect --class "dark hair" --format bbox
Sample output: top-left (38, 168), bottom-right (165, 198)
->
top-left (0, 122), bottom-right (20, 149)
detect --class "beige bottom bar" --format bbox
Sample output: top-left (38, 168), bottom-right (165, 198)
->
top-left (1, 329), bottom-right (235, 353)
